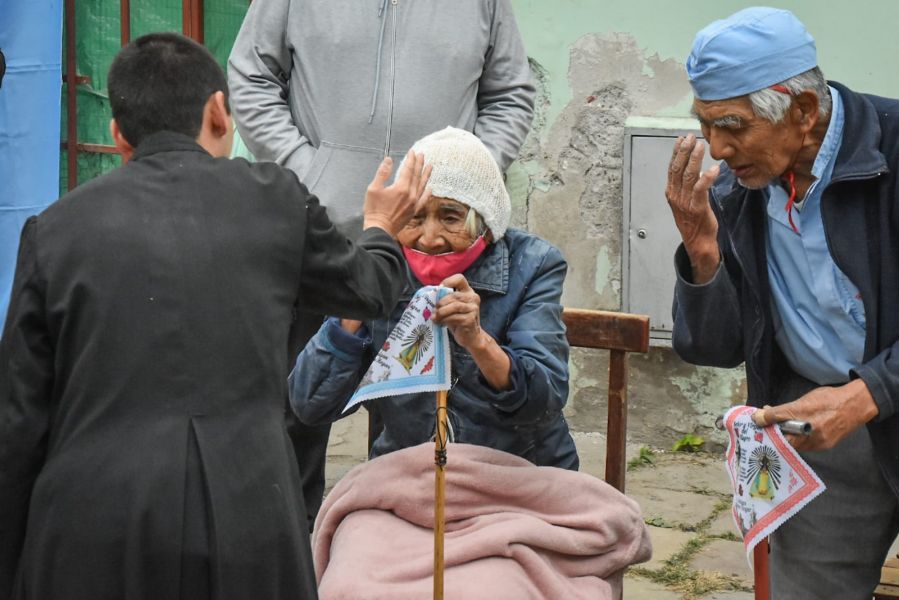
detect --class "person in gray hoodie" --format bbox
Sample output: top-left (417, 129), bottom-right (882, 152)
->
top-left (227, 0), bottom-right (536, 528)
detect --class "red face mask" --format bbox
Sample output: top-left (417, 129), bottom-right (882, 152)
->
top-left (402, 235), bottom-right (488, 285)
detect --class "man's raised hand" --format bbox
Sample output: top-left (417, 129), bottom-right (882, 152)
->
top-left (363, 151), bottom-right (432, 237)
top-left (665, 134), bottom-right (721, 284)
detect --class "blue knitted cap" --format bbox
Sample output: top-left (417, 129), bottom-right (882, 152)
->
top-left (686, 7), bottom-right (817, 101)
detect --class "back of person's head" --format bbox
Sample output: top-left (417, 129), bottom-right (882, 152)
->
top-left (107, 32), bottom-right (229, 147)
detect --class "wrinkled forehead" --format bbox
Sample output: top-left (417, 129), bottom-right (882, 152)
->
top-left (691, 96), bottom-right (756, 125)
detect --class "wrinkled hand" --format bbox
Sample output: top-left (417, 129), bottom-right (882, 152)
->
top-left (434, 274), bottom-right (483, 351)
top-left (751, 379), bottom-right (879, 451)
top-left (665, 134), bottom-right (721, 284)
top-left (434, 273), bottom-right (512, 391)
top-left (363, 150), bottom-right (432, 237)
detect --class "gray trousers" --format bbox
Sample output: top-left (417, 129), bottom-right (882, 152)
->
top-left (768, 425), bottom-right (899, 599)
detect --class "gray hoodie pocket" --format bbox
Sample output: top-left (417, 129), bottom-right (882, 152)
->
top-left (301, 143), bottom-right (332, 191)
top-left (308, 141), bottom-right (408, 228)
top-left (307, 141), bottom-right (380, 226)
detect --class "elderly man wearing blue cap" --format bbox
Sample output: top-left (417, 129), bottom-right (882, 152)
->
top-left (665, 6), bottom-right (899, 599)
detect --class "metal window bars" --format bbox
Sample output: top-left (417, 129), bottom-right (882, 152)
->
top-left (61, 0), bottom-right (205, 191)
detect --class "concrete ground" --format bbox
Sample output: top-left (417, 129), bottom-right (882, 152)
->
top-left (323, 410), bottom-right (899, 600)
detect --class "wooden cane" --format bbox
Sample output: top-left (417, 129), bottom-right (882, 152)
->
top-left (754, 538), bottom-right (770, 600)
top-left (434, 389), bottom-right (448, 600)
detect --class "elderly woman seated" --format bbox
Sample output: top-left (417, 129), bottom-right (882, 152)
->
top-left (288, 128), bottom-right (651, 599)
top-left (289, 126), bottom-right (577, 469)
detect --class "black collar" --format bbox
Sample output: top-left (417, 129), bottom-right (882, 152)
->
top-left (828, 81), bottom-right (889, 182)
top-left (131, 131), bottom-right (210, 162)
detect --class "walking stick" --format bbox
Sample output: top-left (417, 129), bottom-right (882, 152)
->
top-left (434, 389), bottom-right (448, 600)
top-left (754, 538), bottom-right (770, 600)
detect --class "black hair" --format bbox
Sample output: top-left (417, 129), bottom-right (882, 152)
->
top-left (107, 32), bottom-right (229, 147)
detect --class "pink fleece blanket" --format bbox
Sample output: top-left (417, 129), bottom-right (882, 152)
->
top-left (313, 443), bottom-right (652, 600)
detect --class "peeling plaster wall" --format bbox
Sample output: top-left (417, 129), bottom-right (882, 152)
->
top-left (509, 1), bottom-right (899, 449)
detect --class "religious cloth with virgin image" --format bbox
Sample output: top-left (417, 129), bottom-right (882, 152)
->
top-left (722, 405), bottom-right (826, 568)
top-left (343, 285), bottom-right (452, 413)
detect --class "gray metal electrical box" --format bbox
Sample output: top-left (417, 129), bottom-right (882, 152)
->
top-left (622, 117), bottom-right (717, 345)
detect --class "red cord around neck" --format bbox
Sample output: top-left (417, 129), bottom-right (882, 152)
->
top-left (783, 170), bottom-right (799, 234)
top-left (782, 130), bottom-right (807, 235)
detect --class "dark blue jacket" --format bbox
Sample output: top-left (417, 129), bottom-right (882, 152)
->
top-left (289, 228), bottom-right (579, 470)
top-left (672, 81), bottom-right (899, 497)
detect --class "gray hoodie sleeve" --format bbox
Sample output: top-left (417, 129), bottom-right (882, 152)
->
top-left (474, 0), bottom-right (536, 172)
top-left (227, 0), bottom-right (316, 178)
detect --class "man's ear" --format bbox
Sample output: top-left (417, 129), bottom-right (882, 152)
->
top-left (110, 119), bottom-right (134, 163)
top-left (207, 91), bottom-right (231, 138)
top-left (197, 91), bottom-right (234, 157)
top-left (792, 90), bottom-right (820, 133)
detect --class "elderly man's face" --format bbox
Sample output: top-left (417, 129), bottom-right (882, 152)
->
top-left (692, 96), bottom-right (805, 189)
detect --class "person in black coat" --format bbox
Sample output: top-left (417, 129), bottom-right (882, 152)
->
top-left (0, 33), bottom-right (427, 600)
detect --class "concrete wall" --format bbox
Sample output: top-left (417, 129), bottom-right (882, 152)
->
top-left (508, 0), bottom-right (899, 449)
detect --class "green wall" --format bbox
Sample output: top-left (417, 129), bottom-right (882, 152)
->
top-left (512, 0), bottom-right (899, 128)
top-left (62, 1), bottom-right (899, 191)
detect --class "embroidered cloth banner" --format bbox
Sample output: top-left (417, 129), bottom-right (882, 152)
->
top-left (343, 286), bottom-right (452, 412)
top-left (723, 405), bottom-right (826, 568)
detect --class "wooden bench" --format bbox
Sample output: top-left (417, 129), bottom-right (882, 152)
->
top-left (875, 555), bottom-right (899, 600)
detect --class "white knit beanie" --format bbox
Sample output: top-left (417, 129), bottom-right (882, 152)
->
top-left (404, 127), bottom-right (511, 239)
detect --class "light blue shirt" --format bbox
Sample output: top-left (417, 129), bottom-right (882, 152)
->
top-left (764, 87), bottom-right (866, 384)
